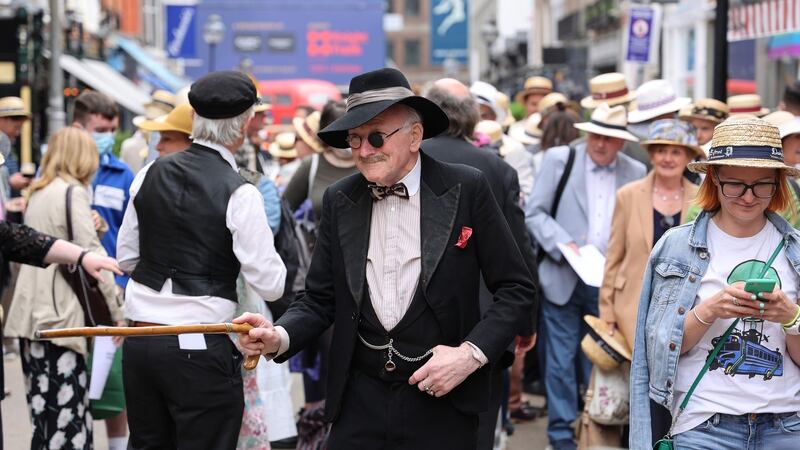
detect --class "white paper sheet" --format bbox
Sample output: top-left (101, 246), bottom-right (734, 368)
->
top-left (556, 243), bottom-right (606, 288)
top-left (89, 336), bottom-right (117, 400)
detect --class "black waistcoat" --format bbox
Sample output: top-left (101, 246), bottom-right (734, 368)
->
top-left (352, 281), bottom-right (443, 381)
top-left (131, 144), bottom-right (246, 302)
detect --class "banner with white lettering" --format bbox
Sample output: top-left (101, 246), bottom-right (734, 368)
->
top-left (166, 3), bottom-right (197, 59)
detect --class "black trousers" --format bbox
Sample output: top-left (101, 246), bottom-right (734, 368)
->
top-left (122, 334), bottom-right (244, 450)
top-left (476, 365), bottom-right (505, 450)
top-left (327, 369), bottom-right (478, 450)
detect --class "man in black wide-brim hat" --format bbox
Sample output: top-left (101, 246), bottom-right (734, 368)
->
top-left (235, 68), bottom-right (536, 449)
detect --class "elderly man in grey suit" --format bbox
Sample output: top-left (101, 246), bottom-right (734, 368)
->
top-left (525, 103), bottom-right (646, 450)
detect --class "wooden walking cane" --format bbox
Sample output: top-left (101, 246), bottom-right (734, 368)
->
top-left (36, 323), bottom-right (262, 370)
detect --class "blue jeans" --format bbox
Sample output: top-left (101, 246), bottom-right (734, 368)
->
top-left (543, 280), bottom-right (598, 443)
top-left (674, 412), bottom-right (800, 450)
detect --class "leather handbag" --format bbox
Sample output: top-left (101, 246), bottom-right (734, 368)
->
top-left (57, 185), bottom-right (113, 327)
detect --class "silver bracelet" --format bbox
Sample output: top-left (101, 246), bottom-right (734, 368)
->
top-left (692, 308), bottom-right (713, 326)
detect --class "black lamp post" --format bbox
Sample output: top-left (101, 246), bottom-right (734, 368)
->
top-left (203, 14), bottom-right (225, 73)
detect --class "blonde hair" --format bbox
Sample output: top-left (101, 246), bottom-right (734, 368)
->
top-left (29, 127), bottom-right (99, 194)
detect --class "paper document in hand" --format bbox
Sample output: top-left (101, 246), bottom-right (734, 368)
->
top-left (89, 336), bottom-right (117, 400)
top-left (556, 243), bottom-right (606, 288)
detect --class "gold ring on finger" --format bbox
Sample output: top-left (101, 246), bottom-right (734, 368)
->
top-left (732, 297), bottom-right (740, 307)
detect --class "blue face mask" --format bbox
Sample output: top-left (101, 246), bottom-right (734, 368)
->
top-left (92, 132), bottom-right (115, 155)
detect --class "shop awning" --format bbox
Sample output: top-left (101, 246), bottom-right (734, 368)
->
top-left (60, 55), bottom-right (150, 115)
top-left (113, 36), bottom-right (188, 92)
top-left (768, 32), bottom-right (800, 58)
top-left (728, 0), bottom-right (800, 41)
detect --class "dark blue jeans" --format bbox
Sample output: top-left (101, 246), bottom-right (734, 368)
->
top-left (543, 280), bottom-right (599, 443)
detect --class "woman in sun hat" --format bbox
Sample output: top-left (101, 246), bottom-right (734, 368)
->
top-left (137, 103), bottom-right (194, 158)
top-left (630, 116), bottom-right (800, 449)
top-left (679, 98), bottom-right (730, 154)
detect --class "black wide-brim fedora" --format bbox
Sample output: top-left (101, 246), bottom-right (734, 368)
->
top-left (317, 68), bottom-right (449, 149)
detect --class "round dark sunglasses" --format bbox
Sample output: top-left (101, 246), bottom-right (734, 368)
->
top-left (346, 125), bottom-right (406, 150)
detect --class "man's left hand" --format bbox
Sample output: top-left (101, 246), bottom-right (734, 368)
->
top-left (408, 343), bottom-right (481, 397)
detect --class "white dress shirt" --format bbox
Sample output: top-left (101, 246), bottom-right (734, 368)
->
top-left (117, 139), bottom-right (287, 325)
top-left (584, 153), bottom-right (617, 255)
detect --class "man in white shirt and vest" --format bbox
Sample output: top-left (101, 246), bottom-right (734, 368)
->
top-left (235, 68), bottom-right (536, 449)
top-left (117, 71), bottom-right (286, 450)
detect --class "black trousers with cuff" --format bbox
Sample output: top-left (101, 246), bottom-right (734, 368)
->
top-left (122, 334), bottom-right (244, 450)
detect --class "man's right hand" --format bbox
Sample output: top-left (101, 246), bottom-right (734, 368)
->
top-left (233, 313), bottom-right (282, 356)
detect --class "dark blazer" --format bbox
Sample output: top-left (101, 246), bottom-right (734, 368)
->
top-left (275, 151), bottom-right (536, 421)
top-left (424, 135), bottom-right (538, 337)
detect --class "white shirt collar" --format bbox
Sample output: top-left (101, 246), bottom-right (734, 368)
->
top-left (396, 153), bottom-right (422, 196)
top-left (193, 139), bottom-right (238, 171)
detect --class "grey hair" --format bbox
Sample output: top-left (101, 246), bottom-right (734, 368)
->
top-left (390, 103), bottom-right (422, 127)
top-left (192, 106), bottom-right (255, 147)
top-left (422, 84), bottom-right (479, 139)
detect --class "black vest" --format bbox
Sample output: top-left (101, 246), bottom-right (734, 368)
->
top-left (352, 282), bottom-right (443, 382)
top-left (131, 144), bottom-right (246, 302)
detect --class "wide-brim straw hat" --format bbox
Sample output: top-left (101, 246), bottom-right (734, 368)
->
top-left (537, 92), bottom-right (568, 116)
top-left (138, 103), bottom-right (194, 136)
top-left (581, 73), bottom-right (636, 109)
top-left (679, 98), bottom-right (729, 124)
top-left (581, 315), bottom-right (632, 371)
top-left (728, 94), bottom-right (770, 117)
top-left (641, 119), bottom-right (705, 158)
top-left (628, 79), bottom-right (691, 124)
top-left (0, 96), bottom-right (31, 118)
top-left (508, 113), bottom-right (542, 145)
top-left (574, 103), bottom-right (639, 142)
top-left (515, 76), bottom-right (553, 103)
top-left (763, 111), bottom-right (800, 139)
top-left (687, 116), bottom-right (800, 177)
top-left (475, 120), bottom-right (503, 146)
top-left (318, 68), bottom-right (447, 149)
top-left (269, 132), bottom-right (298, 159)
top-left (292, 111), bottom-right (325, 153)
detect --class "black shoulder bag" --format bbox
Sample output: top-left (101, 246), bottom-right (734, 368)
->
top-left (536, 145), bottom-right (576, 263)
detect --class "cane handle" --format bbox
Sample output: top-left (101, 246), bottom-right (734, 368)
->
top-left (243, 355), bottom-right (260, 370)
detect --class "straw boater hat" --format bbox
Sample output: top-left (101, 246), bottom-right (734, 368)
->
top-left (641, 119), bottom-right (704, 158)
top-left (133, 90), bottom-right (176, 127)
top-left (292, 110), bottom-right (325, 153)
top-left (269, 132), bottom-right (298, 159)
top-left (727, 94), bottom-right (770, 117)
top-left (515, 76), bottom-right (553, 104)
top-left (495, 92), bottom-right (516, 128)
top-left (581, 73), bottom-right (636, 109)
top-left (679, 98), bottom-right (729, 124)
top-left (0, 96), bottom-right (31, 118)
top-left (508, 113), bottom-right (542, 145)
top-left (762, 111), bottom-right (800, 139)
top-left (318, 68), bottom-right (448, 149)
top-left (573, 103), bottom-right (639, 142)
top-left (687, 116), bottom-right (800, 177)
top-left (138, 103), bottom-right (194, 136)
top-left (581, 315), bottom-right (632, 371)
top-left (627, 79), bottom-right (691, 124)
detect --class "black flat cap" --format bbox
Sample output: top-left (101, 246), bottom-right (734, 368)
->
top-left (189, 71), bottom-right (258, 119)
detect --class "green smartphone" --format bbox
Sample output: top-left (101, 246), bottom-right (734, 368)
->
top-left (744, 278), bottom-right (777, 296)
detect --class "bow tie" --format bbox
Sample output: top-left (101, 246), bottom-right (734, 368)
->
top-left (367, 182), bottom-right (410, 201)
top-left (592, 164), bottom-right (614, 173)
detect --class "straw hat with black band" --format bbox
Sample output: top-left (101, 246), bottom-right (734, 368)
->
top-left (641, 119), bottom-right (705, 159)
top-left (317, 68), bottom-right (448, 149)
top-left (0, 97), bottom-right (31, 119)
top-left (581, 73), bottom-right (636, 109)
top-left (573, 103), bottom-right (639, 142)
top-left (293, 110), bottom-right (325, 153)
top-left (508, 114), bottom-right (542, 145)
top-left (581, 315), bottom-right (632, 371)
top-left (515, 76), bottom-right (553, 104)
top-left (687, 116), bottom-right (800, 177)
top-left (269, 132), bottom-right (298, 159)
top-left (679, 98), bottom-right (729, 124)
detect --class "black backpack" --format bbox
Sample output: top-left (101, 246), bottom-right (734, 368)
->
top-left (270, 198), bottom-right (312, 319)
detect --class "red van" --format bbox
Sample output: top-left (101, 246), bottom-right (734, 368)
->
top-left (258, 79), bottom-right (343, 125)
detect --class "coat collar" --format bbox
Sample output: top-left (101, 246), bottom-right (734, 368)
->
top-left (336, 151), bottom-right (460, 306)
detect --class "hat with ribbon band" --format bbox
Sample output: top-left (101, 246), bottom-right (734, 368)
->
top-left (628, 79), bottom-right (691, 124)
top-left (687, 116), bottom-right (800, 177)
top-left (515, 76), bottom-right (553, 103)
top-left (0, 96), bottom-right (31, 118)
top-left (573, 103), bottom-right (639, 142)
top-left (293, 110), bottom-right (325, 153)
top-left (580, 73), bottom-right (636, 109)
top-left (727, 94), bottom-right (770, 117)
top-left (679, 98), bottom-right (729, 124)
top-left (581, 315), bottom-right (632, 371)
top-left (317, 68), bottom-right (448, 149)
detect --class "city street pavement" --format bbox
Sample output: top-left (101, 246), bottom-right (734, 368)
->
top-left (3, 358), bottom-right (548, 449)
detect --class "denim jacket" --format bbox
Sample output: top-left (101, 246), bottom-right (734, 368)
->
top-left (629, 210), bottom-right (800, 449)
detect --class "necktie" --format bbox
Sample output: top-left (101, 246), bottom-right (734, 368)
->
top-left (367, 182), bottom-right (410, 201)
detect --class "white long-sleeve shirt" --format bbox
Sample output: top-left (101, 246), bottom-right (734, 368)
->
top-left (117, 139), bottom-right (286, 325)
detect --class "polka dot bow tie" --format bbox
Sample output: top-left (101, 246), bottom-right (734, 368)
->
top-left (366, 182), bottom-right (410, 201)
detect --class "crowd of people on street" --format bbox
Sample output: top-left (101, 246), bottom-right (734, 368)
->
top-left (0, 60), bottom-right (800, 450)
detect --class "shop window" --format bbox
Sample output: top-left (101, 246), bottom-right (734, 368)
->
top-left (405, 39), bottom-right (421, 66)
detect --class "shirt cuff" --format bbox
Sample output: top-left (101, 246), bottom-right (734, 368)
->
top-left (264, 325), bottom-right (291, 360)
top-left (465, 341), bottom-right (488, 367)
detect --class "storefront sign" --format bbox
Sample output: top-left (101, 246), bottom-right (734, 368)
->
top-left (624, 5), bottom-right (662, 64)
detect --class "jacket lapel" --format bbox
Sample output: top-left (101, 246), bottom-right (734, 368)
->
top-left (419, 153), bottom-right (460, 291)
top-left (637, 172), bottom-right (655, 249)
top-left (336, 180), bottom-right (373, 308)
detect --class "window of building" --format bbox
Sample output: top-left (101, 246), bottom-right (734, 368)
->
top-left (405, 0), bottom-right (420, 16)
top-left (385, 0), bottom-right (395, 13)
top-left (404, 39), bottom-right (421, 67)
top-left (386, 41), bottom-right (395, 62)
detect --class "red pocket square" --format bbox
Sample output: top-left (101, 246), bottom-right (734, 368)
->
top-left (455, 226), bottom-right (473, 249)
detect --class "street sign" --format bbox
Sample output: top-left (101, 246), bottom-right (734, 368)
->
top-left (431, 0), bottom-right (469, 65)
top-left (166, 3), bottom-right (197, 59)
top-left (624, 4), bottom-right (662, 64)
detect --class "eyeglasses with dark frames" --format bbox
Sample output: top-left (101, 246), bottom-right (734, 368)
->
top-left (715, 175), bottom-right (778, 199)
top-left (346, 124), bottom-right (408, 150)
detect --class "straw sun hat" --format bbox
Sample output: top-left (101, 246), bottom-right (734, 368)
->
top-left (573, 103), bottom-right (639, 142)
top-left (762, 111), bottom-right (800, 139)
top-left (292, 110), bottom-right (325, 153)
top-left (580, 73), bottom-right (636, 109)
top-left (515, 76), bottom-right (553, 103)
top-left (138, 103), bottom-right (194, 136)
top-left (581, 315), bottom-right (632, 371)
top-left (0, 96), bottom-right (31, 118)
top-left (269, 132), bottom-right (299, 159)
top-left (727, 94), bottom-right (770, 117)
top-left (679, 98), bottom-right (729, 124)
top-left (508, 113), bottom-right (542, 145)
top-left (687, 116), bottom-right (800, 177)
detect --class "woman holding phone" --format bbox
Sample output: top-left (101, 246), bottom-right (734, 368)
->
top-left (630, 117), bottom-right (800, 449)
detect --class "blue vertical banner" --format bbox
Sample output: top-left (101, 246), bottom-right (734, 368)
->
top-left (430, 0), bottom-right (469, 65)
top-left (624, 5), bottom-right (661, 64)
top-left (165, 3), bottom-right (197, 59)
